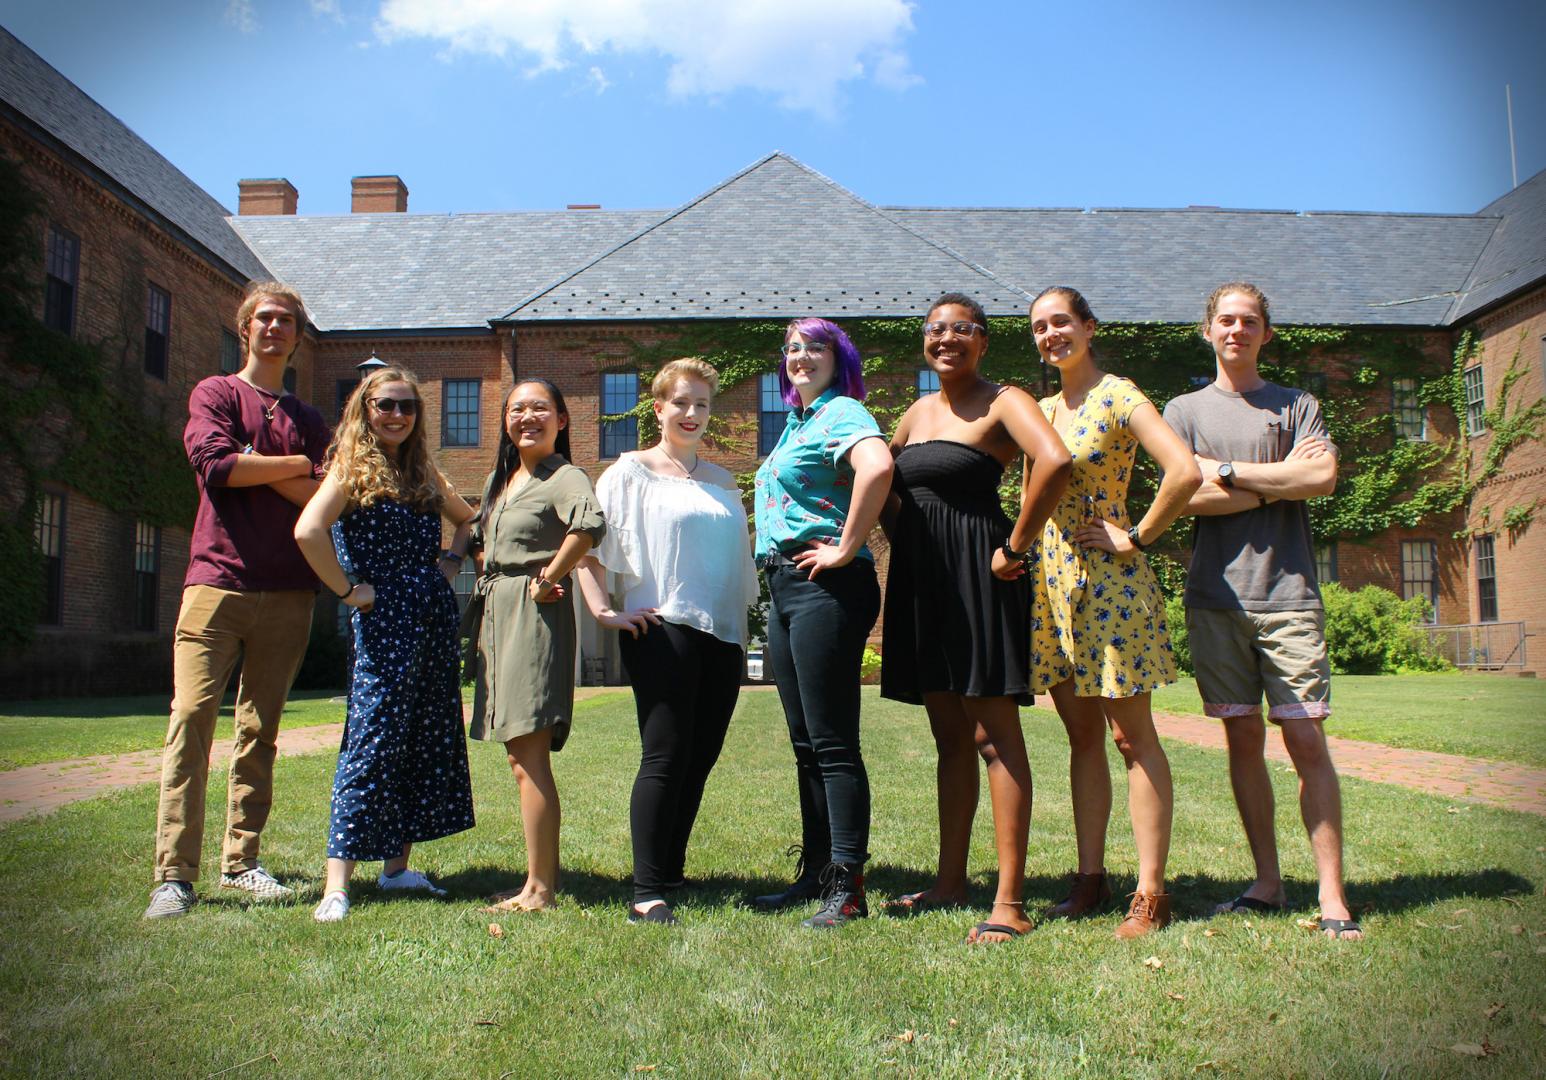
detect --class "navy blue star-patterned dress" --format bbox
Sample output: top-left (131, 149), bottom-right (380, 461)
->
top-left (327, 497), bottom-right (475, 861)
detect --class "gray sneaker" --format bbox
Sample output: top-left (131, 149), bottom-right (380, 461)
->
top-left (219, 866), bottom-right (294, 901)
top-left (144, 881), bottom-right (195, 920)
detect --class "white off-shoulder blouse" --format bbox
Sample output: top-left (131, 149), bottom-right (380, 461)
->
top-left (593, 455), bottom-right (760, 648)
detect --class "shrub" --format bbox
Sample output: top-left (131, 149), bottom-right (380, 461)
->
top-left (1320, 582), bottom-right (1450, 674)
top-left (1163, 594), bottom-right (1192, 675)
top-left (860, 645), bottom-right (882, 681)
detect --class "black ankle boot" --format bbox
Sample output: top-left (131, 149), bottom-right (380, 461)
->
top-left (802, 862), bottom-right (867, 929)
top-left (750, 844), bottom-right (826, 911)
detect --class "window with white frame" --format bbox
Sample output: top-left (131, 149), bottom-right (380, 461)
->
top-left (443, 378), bottom-right (481, 448)
top-left (1314, 542), bottom-right (1338, 585)
top-left (601, 372), bottom-right (639, 459)
top-left (1400, 540), bottom-right (1439, 622)
top-left (1392, 377), bottom-right (1425, 440)
top-left (916, 368), bottom-right (941, 396)
top-left (1463, 365), bottom-right (1486, 435)
top-left (145, 283), bottom-right (171, 379)
top-left (44, 225), bottom-right (79, 335)
top-left (1474, 535), bottom-right (1498, 623)
top-left (758, 372), bottom-right (792, 456)
top-left (133, 521), bottom-right (160, 631)
top-left (35, 492), bottom-right (65, 625)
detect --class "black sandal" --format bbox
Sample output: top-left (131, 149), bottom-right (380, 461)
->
top-left (1317, 916), bottom-right (1362, 939)
top-left (1215, 893), bottom-right (1284, 914)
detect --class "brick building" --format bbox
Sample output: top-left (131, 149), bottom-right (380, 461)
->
top-left (2, 25), bottom-right (1543, 694)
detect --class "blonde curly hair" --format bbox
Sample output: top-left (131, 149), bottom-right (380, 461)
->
top-left (326, 367), bottom-right (443, 513)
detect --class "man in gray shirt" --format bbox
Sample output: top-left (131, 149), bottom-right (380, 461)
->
top-left (1163, 283), bottom-right (1361, 940)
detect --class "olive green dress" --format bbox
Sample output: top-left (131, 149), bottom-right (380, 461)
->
top-left (463, 455), bottom-right (606, 750)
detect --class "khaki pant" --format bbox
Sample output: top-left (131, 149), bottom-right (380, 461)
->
top-left (153, 585), bottom-right (314, 883)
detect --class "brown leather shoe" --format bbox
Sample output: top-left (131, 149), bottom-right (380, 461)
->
top-left (1114, 891), bottom-right (1172, 939)
top-left (1045, 870), bottom-right (1113, 920)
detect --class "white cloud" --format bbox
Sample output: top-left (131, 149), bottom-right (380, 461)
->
top-left (310, 0), bottom-right (344, 21)
top-left (587, 66), bottom-right (611, 94)
top-left (225, 0), bottom-right (257, 34)
top-left (374, 0), bottom-right (918, 116)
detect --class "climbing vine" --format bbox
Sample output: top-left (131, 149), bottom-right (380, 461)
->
top-left (0, 154), bottom-right (196, 650)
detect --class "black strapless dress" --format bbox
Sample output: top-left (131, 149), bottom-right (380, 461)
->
top-left (880, 441), bottom-right (1032, 705)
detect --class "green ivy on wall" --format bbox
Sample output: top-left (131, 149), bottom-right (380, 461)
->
top-left (0, 154), bottom-right (196, 650)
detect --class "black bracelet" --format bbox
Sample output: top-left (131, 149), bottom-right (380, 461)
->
top-left (334, 582), bottom-right (356, 600)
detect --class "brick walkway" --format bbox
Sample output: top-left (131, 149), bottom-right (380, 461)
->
top-left (2, 700), bottom-right (1543, 824)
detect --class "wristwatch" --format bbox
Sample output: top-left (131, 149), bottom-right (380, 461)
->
top-left (1001, 539), bottom-right (1030, 563)
top-left (1217, 462), bottom-right (1236, 488)
top-left (1126, 525), bottom-right (1148, 551)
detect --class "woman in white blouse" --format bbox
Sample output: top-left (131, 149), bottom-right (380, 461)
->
top-left (577, 358), bottom-right (760, 925)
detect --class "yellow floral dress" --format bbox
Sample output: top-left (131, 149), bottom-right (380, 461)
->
top-left (1028, 373), bottom-right (1178, 698)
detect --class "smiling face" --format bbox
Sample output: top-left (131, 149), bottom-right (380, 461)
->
top-left (1030, 293), bottom-right (1096, 369)
top-left (504, 382), bottom-right (566, 458)
top-left (366, 380), bottom-right (418, 458)
top-left (244, 297), bottom-right (300, 365)
top-left (783, 330), bottom-right (836, 402)
top-left (654, 376), bottom-right (712, 448)
top-left (1205, 290), bottom-right (1274, 368)
top-left (922, 302), bottom-right (988, 378)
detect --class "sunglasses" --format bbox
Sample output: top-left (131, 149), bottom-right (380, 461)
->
top-left (370, 397), bottom-right (418, 416)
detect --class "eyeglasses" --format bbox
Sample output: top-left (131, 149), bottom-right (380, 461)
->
top-left (506, 401), bottom-right (554, 418)
top-left (781, 341), bottom-right (830, 357)
top-left (923, 321), bottom-right (986, 339)
top-left (370, 397), bottom-right (418, 416)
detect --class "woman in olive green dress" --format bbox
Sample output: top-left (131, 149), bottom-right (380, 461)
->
top-left (466, 378), bottom-right (605, 912)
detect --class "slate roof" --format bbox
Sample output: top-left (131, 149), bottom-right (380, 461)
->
top-left (231, 210), bottom-right (660, 331)
top-left (888, 206), bottom-right (1500, 326)
top-left (499, 153), bottom-right (1033, 322)
top-left (0, 26), bottom-right (269, 284)
top-left (1449, 166), bottom-right (1546, 322)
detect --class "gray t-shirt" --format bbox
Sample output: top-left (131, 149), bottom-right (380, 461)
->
top-left (1163, 381), bottom-right (1329, 612)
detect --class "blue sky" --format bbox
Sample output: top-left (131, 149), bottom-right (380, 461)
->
top-left (3, 0), bottom-right (1542, 217)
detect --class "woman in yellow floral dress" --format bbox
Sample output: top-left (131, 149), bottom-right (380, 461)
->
top-left (1025, 287), bottom-right (1201, 939)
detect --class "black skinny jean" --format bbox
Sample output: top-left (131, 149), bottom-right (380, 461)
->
top-left (764, 559), bottom-right (880, 869)
top-left (620, 620), bottom-right (743, 903)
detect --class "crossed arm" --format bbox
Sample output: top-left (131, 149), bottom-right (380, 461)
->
top-left (1188, 436), bottom-right (1337, 516)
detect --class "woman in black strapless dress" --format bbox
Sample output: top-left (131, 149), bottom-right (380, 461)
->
top-left (880, 292), bottom-right (1070, 944)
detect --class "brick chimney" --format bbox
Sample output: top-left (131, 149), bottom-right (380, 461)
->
top-left (238, 178), bottom-right (298, 215)
top-left (352, 175), bottom-right (409, 213)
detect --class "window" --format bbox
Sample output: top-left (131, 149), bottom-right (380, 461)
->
top-left (35, 492), bottom-right (65, 625)
top-left (1189, 374), bottom-right (1212, 388)
top-left (1463, 365), bottom-right (1486, 435)
top-left (44, 225), bottom-right (79, 335)
top-left (1314, 542), bottom-right (1338, 585)
top-left (443, 378), bottom-right (481, 448)
top-left (1400, 540), bottom-right (1439, 622)
top-left (133, 522), bottom-right (160, 632)
top-left (452, 561), bottom-right (478, 614)
top-left (758, 373), bottom-right (792, 456)
top-left (1392, 377), bottom-right (1425, 440)
top-left (219, 330), bottom-right (242, 374)
top-left (335, 378), bottom-right (359, 421)
top-left (282, 367), bottom-right (297, 394)
top-left (916, 368), bottom-right (941, 396)
top-left (144, 283), bottom-right (171, 378)
top-left (1475, 535), bottom-right (1498, 623)
top-left (601, 372), bottom-right (639, 459)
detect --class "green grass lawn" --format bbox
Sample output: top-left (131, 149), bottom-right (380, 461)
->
top-left (0, 691), bottom-right (348, 771)
top-left (2, 690), bottom-right (1543, 1077)
top-left (1151, 673), bottom-right (1546, 767)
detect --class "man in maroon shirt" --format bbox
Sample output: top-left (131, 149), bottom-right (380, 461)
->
top-left (145, 281), bottom-right (330, 919)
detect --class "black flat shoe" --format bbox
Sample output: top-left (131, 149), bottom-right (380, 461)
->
top-left (628, 901), bottom-right (678, 925)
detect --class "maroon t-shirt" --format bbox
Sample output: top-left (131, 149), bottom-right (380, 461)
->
top-left (183, 375), bottom-right (330, 592)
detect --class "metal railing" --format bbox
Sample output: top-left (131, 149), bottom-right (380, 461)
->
top-left (1424, 621), bottom-right (1528, 670)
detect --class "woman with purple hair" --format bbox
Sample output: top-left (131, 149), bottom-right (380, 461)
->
top-left (750, 317), bottom-right (893, 930)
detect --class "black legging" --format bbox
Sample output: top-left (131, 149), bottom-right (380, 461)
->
top-left (620, 620), bottom-right (744, 903)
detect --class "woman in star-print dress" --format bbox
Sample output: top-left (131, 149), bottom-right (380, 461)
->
top-left (294, 366), bottom-right (478, 922)
top-left (1025, 287), bottom-right (1201, 940)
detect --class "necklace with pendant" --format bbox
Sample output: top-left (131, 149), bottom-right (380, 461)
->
top-left (662, 448), bottom-right (699, 478)
top-left (242, 376), bottom-right (283, 422)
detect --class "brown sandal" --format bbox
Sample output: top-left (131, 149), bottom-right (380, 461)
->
top-left (1044, 870), bottom-right (1113, 920)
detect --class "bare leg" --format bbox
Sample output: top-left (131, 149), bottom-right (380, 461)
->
top-left (1049, 680), bottom-right (1111, 876)
top-left (503, 729), bottom-right (560, 910)
top-left (964, 696), bottom-right (1033, 942)
top-left (1278, 717), bottom-right (1360, 939)
top-left (1102, 694), bottom-right (1172, 896)
top-left (1220, 713), bottom-right (1284, 908)
top-left (323, 857), bottom-right (356, 896)
top-left (898, 692), bottom-right (977, 907)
